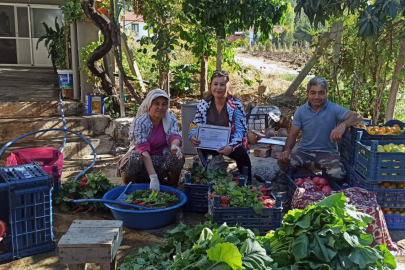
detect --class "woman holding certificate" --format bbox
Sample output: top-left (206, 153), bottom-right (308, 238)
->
top-left (117, 89), bottom-right (185, 190)
top-left (189, 70), bottom-right (252, 183)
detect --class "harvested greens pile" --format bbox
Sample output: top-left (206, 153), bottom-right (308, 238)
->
top-left (189, 165), bottom-right (237, 185)
top-left (123, 189), bottom-right (179, 209)
top-left (210, 180), bottom-right (275, 214)
top-left (55, 171), bottom-right (116, 212)
top-left (118, 193), bottom-right (396, 270)
top-left (262, 193), bottom-right (396, 270)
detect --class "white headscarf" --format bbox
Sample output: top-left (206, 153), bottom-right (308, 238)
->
top-left (136, 89), bottom-right (171, 134)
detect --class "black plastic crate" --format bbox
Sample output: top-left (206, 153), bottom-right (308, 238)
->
top-left (347, 169), bottom-right (405, 209)
top-left (0, 163), bottom-right (54, 262)
top-left (285, 168), bottom-right (343, 206)
top-left (184, 171), bottom-right (247, 212)
top-left (208, 183), bottom-right (283, 235)
top-left (246, 113), bottom-right (269, 133)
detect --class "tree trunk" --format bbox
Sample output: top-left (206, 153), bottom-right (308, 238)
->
top-left (284, 29), bottom-right (334, 96)
top-left (331, 21), bottom-right (343, 103)
top-left (386, 41), bottom-right (405, 121)
top-left (81, 0), bottom-right (116, 108)
top-left (200, 52), bottom-right (208, 97)
top-left (350, 39), bottom-right (362, 111)
top-left (110, 0), bottom-right (143, 104)
top-left (216, 40), bottom-right (222, 70)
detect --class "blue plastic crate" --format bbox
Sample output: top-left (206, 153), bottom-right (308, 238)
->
top-left (208, 183), bottom-right (283, 235)
top-left (184, 172), bottom-right (247, 212)
top-left (384, 214), bottom-right (405, 229)
top-left (348, 120), bottom-right (405, 144)
top-left (0, 163), bottom-right (54, 262)
top-left (339, 134), bottom-right (355, 167)
top-left (347, 169), bottom-right (405, 208)
top-left (286, 169), bottom-right (343, 206)
top-left (354, 140), bottom-right (405, 182)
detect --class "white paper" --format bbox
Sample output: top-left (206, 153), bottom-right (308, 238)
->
top-left (257, 138), bottom-right (286, 145)
top-left (197, 125), bottom-right (231, 150)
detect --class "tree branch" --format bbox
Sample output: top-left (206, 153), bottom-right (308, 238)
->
top-left (81, 0), bottom-right (115, 96)
top-left (110, 0), bottom-right (143, 104)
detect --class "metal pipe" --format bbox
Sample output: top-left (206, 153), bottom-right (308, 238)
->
top-left (27, 5), bottom-right (34, 66)
top-left (71, 21), bottom-right (80, 100)
top-left (116, 0), bottom-right (125, 117)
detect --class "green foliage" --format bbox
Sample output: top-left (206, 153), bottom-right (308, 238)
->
top-left (123, 189), bottom-right (179, 209)
top-left (104, 95), bottom-right (120, 118)
top-left (261, 193), bottom-right (397, 270)
top-left (130, 42), bottom-right (159, 87)
top-left (60, 0), bottom-right (86, 22)
top-left (395, 90), bottom-right (405, 122)
top-left (356, 0), bottom-right (405, 40)
top-left (36, 17), bottom-right (67, 69)
top-left (55, 171), bottom-right (116, 212)
top-left (184, 0), bottom-right (289, 42)
top-left (79, 40), bottom-right (103, 83)
top-left (212, 181), bottom-right (275, 214)
top-left (189, 165), bottom-right (234, 185)
top-left (130, 103), bottom-right (140, 115)
top-left (119, 222), bottom-right (273, 270)
top-left (170, 64), bottom-right (199, 95)
top-left (295, 0), bottom-right (366, 28)
top-left (136, 0), bottom-right (183, 89)
top-left (312, 13), bottom-right (404, 122)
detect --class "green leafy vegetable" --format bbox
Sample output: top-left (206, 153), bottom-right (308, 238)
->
top-left (55, 171), bottom-right (115, 212)
top-left (123, 189), bottom-right (179, 210)
top-left (189, 165), bottom-right (235, 185)
top-left (119, 222), bottom-right (273, 270)
top-left (207, 243), bottom-right (243, 270)
top-left (260, 193), bottom-right (396, 270)
top-left (211, 181), bottom-right (274, 213)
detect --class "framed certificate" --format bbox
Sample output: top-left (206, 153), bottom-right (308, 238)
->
top-left (196, 124), bottom-right (231, 150)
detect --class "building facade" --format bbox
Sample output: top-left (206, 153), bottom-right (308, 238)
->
top-left (0, 0), bottom-right (64, 66)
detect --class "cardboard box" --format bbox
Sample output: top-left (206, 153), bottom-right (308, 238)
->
top-left (85, 95), bottom-right (105, 115)
top-left (271, 151), bottom-right (282, 159)
top-left (273, 145), bottom-right (284, 152)
top-left (254, 147), bottom-right (271, 158)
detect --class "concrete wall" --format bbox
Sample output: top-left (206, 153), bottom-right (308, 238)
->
top-left (0, 0), bottom-right (66, 4)
top-left (76, 21), bottom-right (99, 101)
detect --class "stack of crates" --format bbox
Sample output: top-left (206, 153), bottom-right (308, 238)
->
top-left (0, 163), bottom-right (54, 262)
top-left (343, 120), bottom-right (405, 229)
top-left (184, 163), bottom-right (248, 213)
top-left (246, 106), bottom-right (281, 133)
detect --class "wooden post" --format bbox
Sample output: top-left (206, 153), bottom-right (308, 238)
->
top-left (121, 33), bottom-right (147, 93)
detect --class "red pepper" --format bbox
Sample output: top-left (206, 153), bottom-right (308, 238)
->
top-left (76, 207), bottom-right (84, 212)
top-left (70, 195), bottom-right (75, 199)
top-left (83, 177), bottom-right (88, 182)
top-left (87, 207), bottom-right (94, 212)
top-left (132, 200), bottom-right (138, 204)
top-left (80, 181), bottom-right (86, 187)
top-left (138, 202), bottom-right (146, 206)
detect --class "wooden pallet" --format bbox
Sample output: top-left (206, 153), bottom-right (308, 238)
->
top-left (59, 220), bottom-right (123, 270)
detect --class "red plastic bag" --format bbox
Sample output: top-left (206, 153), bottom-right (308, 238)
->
top-left (6, 148), bottom-right (64, 184)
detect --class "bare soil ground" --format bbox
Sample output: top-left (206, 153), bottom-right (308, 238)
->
top-left (237, 50), bottom-right (312, 73)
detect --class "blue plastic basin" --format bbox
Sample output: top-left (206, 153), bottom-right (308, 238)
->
top-left (103, 184), bottom-right (187, 230)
